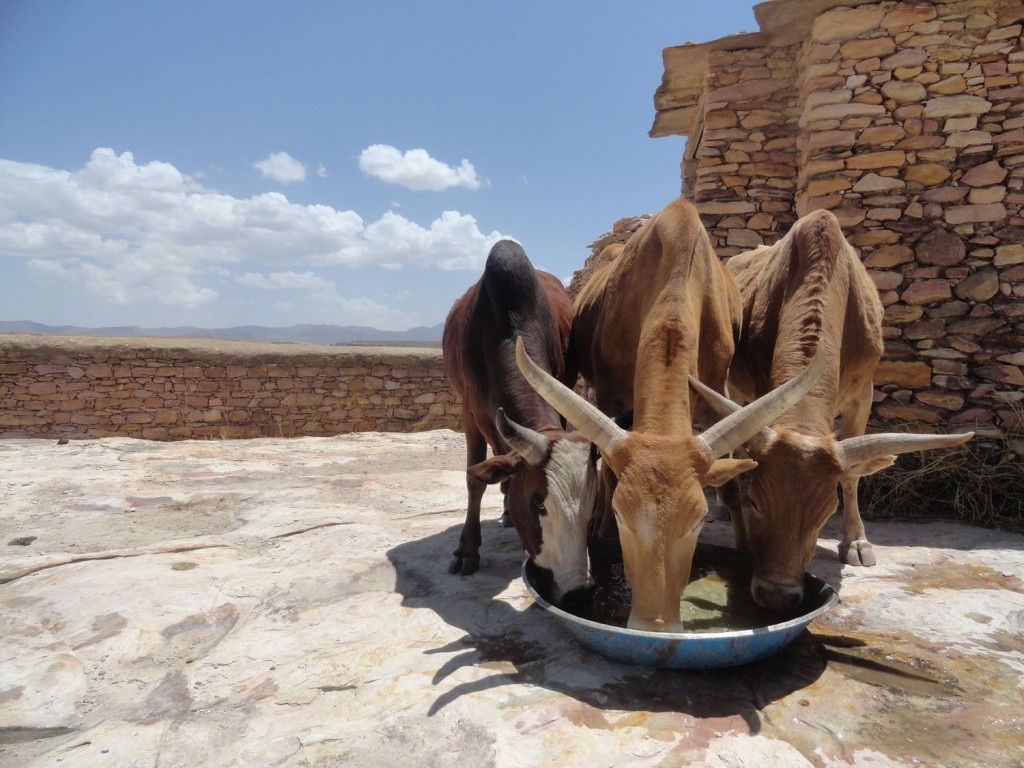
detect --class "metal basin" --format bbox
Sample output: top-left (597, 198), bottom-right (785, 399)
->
top-left (522, 541), bottom-right (838, 669)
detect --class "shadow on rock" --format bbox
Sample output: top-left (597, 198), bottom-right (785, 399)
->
top-left (386, 520), bottom-right (828, 733)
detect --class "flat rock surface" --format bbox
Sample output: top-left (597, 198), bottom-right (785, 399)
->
top-left (1, 431), bottom-right (1022, 767)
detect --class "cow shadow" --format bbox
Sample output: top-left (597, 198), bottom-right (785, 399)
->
top-left (386, 517), bottom-right (830, 734)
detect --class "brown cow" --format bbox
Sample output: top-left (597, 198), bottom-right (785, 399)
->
top-left (442, 239), bottom-right (598, 603)
top-left (689, 209), bottom-right (973, 612)
top-left (514, 198), bottom-right (826, 632)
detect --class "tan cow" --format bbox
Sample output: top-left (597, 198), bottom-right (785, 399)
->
top-left (689, 209), bottom-right (973, 612)
top-left (514, 198), bottom-right (826, 632)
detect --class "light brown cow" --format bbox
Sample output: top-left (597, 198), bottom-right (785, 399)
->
top-left (514, 198), bottom-right (827, 632)
top-left (689, 209), bottom-right (973, 612)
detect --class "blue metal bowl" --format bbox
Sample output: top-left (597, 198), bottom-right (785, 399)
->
top-left (522, 542), bottom-right (838, 669)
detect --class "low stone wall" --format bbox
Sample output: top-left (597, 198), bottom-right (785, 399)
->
top-left (0, 334), bottom-right (460, 440)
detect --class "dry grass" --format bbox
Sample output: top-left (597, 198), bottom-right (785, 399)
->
top-left (858, 438), bottom-right (1024, 534)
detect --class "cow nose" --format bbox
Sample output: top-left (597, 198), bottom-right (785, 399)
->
top-left (752, 581), bottom-right (804, 613)
top-left (558, 585), bottom-right (594, 615)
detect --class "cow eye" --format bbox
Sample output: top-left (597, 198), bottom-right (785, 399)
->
top-left (531, 494), bottom-right (547, 516)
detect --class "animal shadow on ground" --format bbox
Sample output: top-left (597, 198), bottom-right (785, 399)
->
top-left (386, 519), bottom-right (829, 733)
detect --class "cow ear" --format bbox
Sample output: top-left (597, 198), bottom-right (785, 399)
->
top-left (841, 454), bottom-right (896, 479)
top-left (468, 454), bottom-right (522, 485)
top-left (704, 458), bottom-right (758, 487)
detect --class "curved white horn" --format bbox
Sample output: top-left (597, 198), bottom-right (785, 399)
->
top-left (836, 430), bottom-right (974, 470)
top-left (689, 376), bottom-right (772, 454)
top-left (514, 337), bottom-right (626, 455)
top-left (495, 408), bottom-right (548, 466)
top-left (688, 376), bottom-right (740, 417)
top-left (698, 348), bottom-right (827, 460)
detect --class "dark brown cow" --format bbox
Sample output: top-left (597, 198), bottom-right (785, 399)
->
top-left (442, 239), bottom-right (598, 602)
top-left (689, 209), bottom-right (973, 611)
top-left (514, 199), bottom-right (826, 631)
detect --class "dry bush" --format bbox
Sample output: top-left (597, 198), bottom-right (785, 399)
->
top-left (858, 438), bottom-right (1024, 534)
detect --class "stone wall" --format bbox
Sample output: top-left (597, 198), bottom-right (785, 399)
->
top-left (0, 334), bottom-right (460, 440)
top-left (650, 0), bottom-right (1024, 441)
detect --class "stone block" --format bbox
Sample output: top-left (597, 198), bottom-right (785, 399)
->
top-left (922, 95), bottom-right (993, 117)
top-left (944, 204), bottom-right (1007, 225)
top-left (904, 164), bottom-right (952, 185)
top-left (840, 37), bottom-right (896, 60)
top-left (901, 279), bottom-right (952, 305)
top-left (954, 268), bottom-right (1000, 302)
top-left (847, 150), bottom-right (907, 170)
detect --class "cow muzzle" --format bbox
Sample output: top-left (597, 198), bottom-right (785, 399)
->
top-left (751, 577), bottom-right (804, 612)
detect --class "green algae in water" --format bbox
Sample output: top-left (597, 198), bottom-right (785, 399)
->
top-left (579, 557), bottom-right (786, 632)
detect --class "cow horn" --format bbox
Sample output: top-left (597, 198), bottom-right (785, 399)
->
top-left (698, 348), bottom-right (826, 460)
top-left (495, 407), bottom-right (548, 466)
top-left (514, 337), bottom-right (626, 455)
top-left (836, 430), bottom-right (974, 470)
top-left (688, 376), bottom-right (772, 454)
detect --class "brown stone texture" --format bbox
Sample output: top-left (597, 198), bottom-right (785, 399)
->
top-left (646, 0), bottom-right (1024, 439)
top-left (0, 335), bottom-right (459, 440)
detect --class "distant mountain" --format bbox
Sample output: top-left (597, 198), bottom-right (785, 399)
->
top-left (0, 320), bottom-right (445, 347)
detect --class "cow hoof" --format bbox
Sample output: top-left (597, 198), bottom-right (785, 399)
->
top-left (500, 510), bottom-right (514, 528)
top-left (839, 539), bottom-right (876, 567)
top-left (448, 552), bottom-right (481, 576)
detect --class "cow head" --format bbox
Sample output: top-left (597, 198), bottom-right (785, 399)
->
top-left (689, 376), bottom-right (974, 611)
top-left (468, 409), bottom-right (598, 603)
top-left (515, 337), bottom-right (826, 632)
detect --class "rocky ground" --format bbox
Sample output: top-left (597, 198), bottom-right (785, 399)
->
top-left (1, 430), bottom-right (1022, 767)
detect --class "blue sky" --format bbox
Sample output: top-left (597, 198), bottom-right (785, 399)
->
top-left (0, 1), bottom-right (757, 331)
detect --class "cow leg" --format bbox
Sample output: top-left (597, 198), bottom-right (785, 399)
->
top-left (593, 462), bottom-right (619, 539)
top-left (450, 424), bottom-right (487, 576)
top-left (499, 478), bottom-right (514, 528)
top-left (837, 381), bottom-right (876, 567)
top-left (718, 478), bottom-right (749, 551)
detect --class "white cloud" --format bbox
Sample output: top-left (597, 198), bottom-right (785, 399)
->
top-left (236, 270), bottom-right (418, 329)
top-left (253, 151), bottom-right (307, 184)
top-left (358, 144), bottom-right (483, 191)
top-left (0, 149), bottom-right (508, 322)
top-left (316, 163), bottom-right (327, 178)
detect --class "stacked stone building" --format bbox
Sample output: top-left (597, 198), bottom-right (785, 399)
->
top-left (645, 0), bottom-right (1023, 443)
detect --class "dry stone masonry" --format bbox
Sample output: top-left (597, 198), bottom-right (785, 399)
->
top-left (0, 335), bottom-right (459, 440)
top-left (650, 0), bottom-right (1024, 441)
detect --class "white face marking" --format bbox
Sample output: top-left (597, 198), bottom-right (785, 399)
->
top-left (531, 439), bottom-right (597, 598)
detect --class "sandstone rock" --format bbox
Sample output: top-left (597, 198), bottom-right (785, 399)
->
top-left (922, 95), bottom-right (993, 117)
top-left (802, 103), bottom-right (886, 124)
top-left (944, 204), bottom-right (1007, 225)
top-left (874, 402), bottom-right (942, 422)
top-left (915, 391), bottom-right (966, 410)
top-left (868, 270), bottom-right (904, 290)
top-left (813, 6), bottom-right (886, 42)
top-left (806, 130), bottom-right (857, 152)
top-left (853, 173), bottom-right (906, 193)
top-left (994, 244), bottom-right (1024, 266)
top-left (920, 186), bottom-right (968, 203)
top-left (946, 130), bottom-right (994, 148)
top-left (954, 268), bottom-right (1000, 302)
top-left (928, 74), bottom-right (968, 96)
top-left (847, 150), bottom-right (907, 170)
top-left (874, 360), bottom-right (932, 387)
top-left (901, 279), bottom-right (952, 305)
top-left (883, 303), bottom-right (924, 324)
top-left (943, 116), bottom-right (978, 133)
top-left (858, 125), bottom-right (907, 145)
top-left (840, 37), bottom-right (897, 60)
top-left (807, 176), bottom-right (852, 196)
top-left (881, 48), bottom-right (929, 70)
top-left (882, 3), bottom-right (938, 29)
top-left (866, 244), bottom-right (914, 267)
top-left (916, 230), bottom-right (966, 266)
top-left (882, 79), bottom-right (927, 103)
top-left (968, 187), bottom-right (1007, 204)
top-left (904, 163), bottom-right (952, 185)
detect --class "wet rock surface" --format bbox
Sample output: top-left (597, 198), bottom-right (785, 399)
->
top-left (1, 430), bottom-right (1022, 767)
